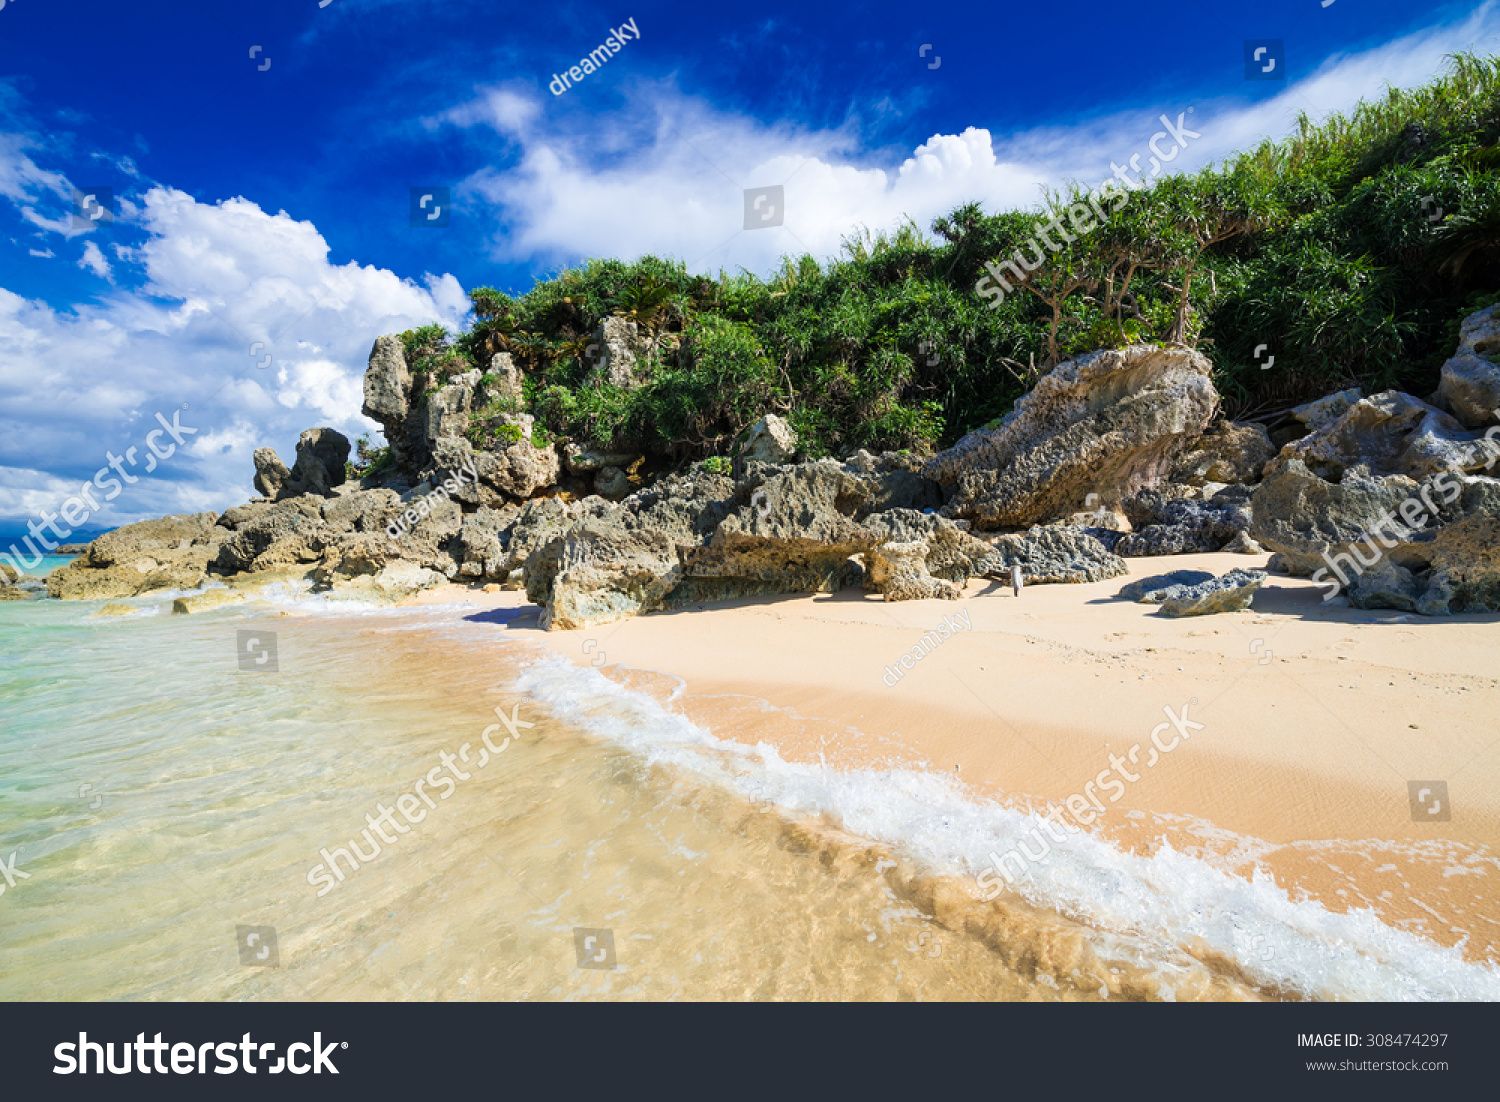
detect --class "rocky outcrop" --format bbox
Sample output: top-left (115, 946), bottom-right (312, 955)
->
top-left (1269, 390), bottom-right (1498, 481)
top-left (1292, 389), bottom-right (1362, 434)
top-left (983, 525), bottom-right (1128, 584)
top-left (590, 316), bottom-right (650, 389)
top-left (864, 540), bottom-right (960, 601)
top-left (1250, 459), bottom-right (1500, 614)
top-left (363, 335), bottom-right (425, 476)
top-left (1115, 485), bottom-right (1253, 557)
top-left (252, 428), bottom-right (351, 501)
top-left (1171, 421), bottom-right (1274, 486)
top-left (927, 345), bottom-right (1219, 529)
top-left (1118, 569), bottom-right (1216, 603)
top-left (253, 448), bottom-right (292, 498)
top-left (1155, 569), bottom-right (1266, 617)
top-left (1434, 303), bottom-right (1500, 429)
top-left (46, 513), bottom-right (225, 600)
top-left (740, 414), bottom-right (798, 466)
top-left (522, 460), bottom-right (996, 630)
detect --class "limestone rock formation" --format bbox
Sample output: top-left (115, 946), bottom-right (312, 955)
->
top-left (983, 525), bottom-right (1128, 584)
top-left (253, 448), bottom-right (292, 498)
top-left (1118, 569), bottom-right (1216, 603)
top-left (1172, 421), bottom-right (1274, 486)
top-left (926, 345), bottom-right (1219, 529)
top-left (1269, 390), bottom-right (1498, 482)
top-left (1156, 569), bottom-right (1266, 617)
top-left (864, 540), bottom-right (960, 601)
top-left (1249, 460), bottom-right (1500, 614)
top-left (589, 316), bottom-right (650, 388)
top-left (1434, 303), bottom-right (1500, 429)
top-left (46, 513), bottom-right (225, 600)
top-left (1115, 486), bottom-right (1253, 556)
top-left (739, 414), bottom-right (799, 466)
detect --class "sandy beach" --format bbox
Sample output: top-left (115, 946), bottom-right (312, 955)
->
top-left (407, 552), bottom-right (1500, 965)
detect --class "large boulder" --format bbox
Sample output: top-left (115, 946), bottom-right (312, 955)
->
top-left (286, 428), bottom-right (350, 497)
top-left (1250, 460), bottom-right (1500, 614)
top-left (1171, 421), bottom-right (1274, 486)
top-left (864, 540), bottom-right (959, 602)
top-left (1118, 569), bottom-right (1216, 602)
top-left (46, 513), bottom-right (224, 600)
top-left (1115, 486), bottom-right (1253, 556)
top-left (1434, 303), bottom-right (1500, 429)
top-left (1155, 569), bottom-right (1267, 617)
top-left (1269, 390), bottom-right (1497, 481)
top-left (362, 335), bottom-right (425, 476)
top-left (252, 448), bottom-right (291, 498)
top-left (982, 525), bottom-right (1128, 584)
top-left (926, 345), bottom-right (1219, 529)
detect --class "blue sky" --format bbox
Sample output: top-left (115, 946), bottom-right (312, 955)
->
top-left (0, 0), bottom-right (1497, 536)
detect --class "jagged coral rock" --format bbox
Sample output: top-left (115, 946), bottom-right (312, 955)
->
top-left (926, 345), bottom-right (1218, 529)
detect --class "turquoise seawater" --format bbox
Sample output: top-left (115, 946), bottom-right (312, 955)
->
top-left (2, 587), bottom-right (1497, 1001)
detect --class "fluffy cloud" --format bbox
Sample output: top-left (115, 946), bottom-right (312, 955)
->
top-left (0, 185), bottom-right (468, 528)
top-left (449, 7), bottom-right (1500, 276)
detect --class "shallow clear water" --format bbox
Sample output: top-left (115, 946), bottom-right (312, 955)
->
top-left (1, 588), bottom-right (1497, 1001)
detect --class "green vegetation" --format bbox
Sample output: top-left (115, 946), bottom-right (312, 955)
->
top-left (347, 433), bottom-right (391, 480)
top-left (403, 55), bottom-right (1500, 461)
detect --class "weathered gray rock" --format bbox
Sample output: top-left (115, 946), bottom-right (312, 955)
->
top-left (865, 540), bottom-right (960, 601)
top-left (286, 428), bottom-right (351, 497)
top-left (927, 345), bottom-right (1219, 529)
top-left (595, 466), bottom-right (633, 500)
top-left (983, 525), bottom-right (1128, 584)
top-left (253, 448), bottom-right (292, 498)
top-left (590, 316), bottom-right (648, 388)
top-left (455, 505), bottom-right (522, 578)
top-left (522, 459), bottom-right (993, 629)
top-left (483, 353), bottom-right (526, 408)
top-left (1172, 421), bottom-right (1274, 486)
top-left (1270, 390), bottom-right (1497, 481)
top-left (1118, 569), bottom-right (1216, 603)
top-left (1434, 303), bottom-right (1500, 429)
top-left (327, 560), bottom-right (447, 603)
top-left (740, 413), bottom-right (798, 466)
top-left (432, 430), bottom-right (560, 505)
top-left (565, 445), bottom-right (638, 475)
top-left (1115, 487), bottom-right (1252, 556)
top-left (1291, 389), bottom-right (1362, 433)
top-left (213, 497), bottom-right (333, 575)
top-left (362, 335), bottom-right (426, 476)
top-left (1156, 569), bottom-right (1266, 617)
top-left (46, 513), bottom-right (225, 600)
top-left (1250, 460), bottom-right (1500, 614)
top-left (1222, 531), bottom-right (1265, 554)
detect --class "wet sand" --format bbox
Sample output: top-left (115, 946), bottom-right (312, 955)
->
top-left (407, 551), bottom-right (1500, 964)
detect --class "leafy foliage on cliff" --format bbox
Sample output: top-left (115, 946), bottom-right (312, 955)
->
top-left (407, 54), bottom-right (1500, 461)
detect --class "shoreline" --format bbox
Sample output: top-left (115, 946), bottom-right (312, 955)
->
top-left (405, 551), bottom-right (1500, 965)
